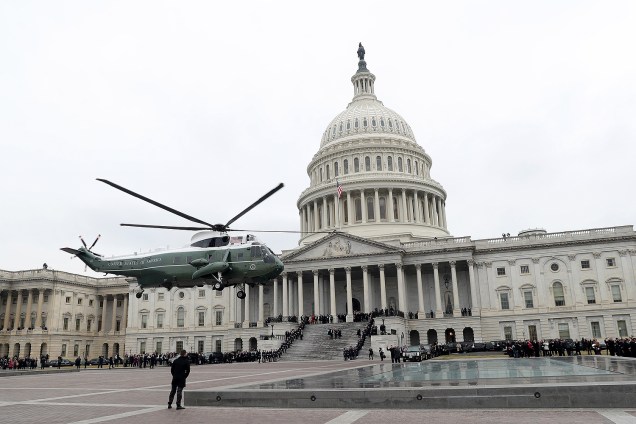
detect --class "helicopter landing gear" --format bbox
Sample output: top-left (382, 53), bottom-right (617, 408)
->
top-left (135, 288), bottom-right (144, 299)
top-left (236, 290), bottom-right (246, 299)
top-left (213, 281), bottom-right (224, 291)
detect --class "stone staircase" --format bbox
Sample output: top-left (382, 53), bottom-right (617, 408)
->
top-left (278, 322), bottom-right (369, 361)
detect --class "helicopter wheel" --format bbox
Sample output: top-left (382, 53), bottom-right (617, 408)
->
top-left (135, 290), bottom-right (144, 299)
top-left (213, 282), bottom-right (223, 291)
top-left (236, 290), bottom-right (246, 299)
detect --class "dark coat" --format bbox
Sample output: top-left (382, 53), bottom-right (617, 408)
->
top-left (171, 356), bottom-right (191, 387)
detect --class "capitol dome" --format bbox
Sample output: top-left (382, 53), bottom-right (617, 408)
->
top-left (297, 45), bottom-right (450, 246)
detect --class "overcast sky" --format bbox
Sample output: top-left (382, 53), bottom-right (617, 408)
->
top-left (1, 1), bottom-right (635, 275)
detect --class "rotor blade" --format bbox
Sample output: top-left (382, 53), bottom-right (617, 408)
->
top-left (224, 183), bottom-right (284, 229)
top-left (97, 178), bottom-right (216, 228)
top-left (229, 228), bottom-right (340, 234)
top-left (79, 236), bottom-right (87, 248)
top-left (121, 223), bottom-right (212, 231)
top-left (89, 234), bottom-right (101, 250)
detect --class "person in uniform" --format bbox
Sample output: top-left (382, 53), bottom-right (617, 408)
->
top-left (168, 349), bottom-right (191, 410)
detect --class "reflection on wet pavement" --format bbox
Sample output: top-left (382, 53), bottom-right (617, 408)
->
top-left (248, 356), bottom-right (636, 389)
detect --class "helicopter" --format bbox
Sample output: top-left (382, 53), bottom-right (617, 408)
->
top-left (61, 179), bottom-right (287, 299)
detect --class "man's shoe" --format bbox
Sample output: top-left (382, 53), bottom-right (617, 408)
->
top-left (176, 405), bottom-right (185, 410)
top-left (167, 404), bottom-right (172, 409)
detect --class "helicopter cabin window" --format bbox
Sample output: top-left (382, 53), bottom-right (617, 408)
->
top-left (186, 256), bottom-right (193, 264)
top-left (334, 161), bottom-right (339, 177)
top-left (376, 156), bottom-right (382, 171)
top-left (387, 156), bottom-right (393, 171)
top-left (343, 159), bottom-right (349, 174)
top-left (365, 156), bottom-right (371, 171)
top-left (354, 157), bottom-right (360, 172)
top-left (173, 256), bottom-right (183, 265)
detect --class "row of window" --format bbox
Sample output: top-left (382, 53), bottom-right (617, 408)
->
top-left (499, 283), bottom-right (624, 310)
top-left (502, 319), bottom-right (630, 341)
top-left (138, 339), bottom-right (223, 355)
top-left (61, 316), bottom-right (118, 332)
top-left (2, 295), bottom-right (49, 305)
top-left (139, 309), bottom-right (224, 329)
top-left (496, 258), bottom-right (619, 277)
top-left (324, 116), bottom-right (413, 142)
top-left (314, 154), bottom-right (427, 184)
top-left (141, 290), bottom-right (222, 302)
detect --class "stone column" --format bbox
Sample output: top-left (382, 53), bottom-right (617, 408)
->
top-left (243, 284), bottom-right (251, 326)
top-left (436, 198), bottom-right (442, 227)
top-left (313, 270), bottom-right (320, 316)
top-left (313, 200), bottom-right (319, 231)
top-left (301, 207), bottom-right (306, 235)
top-left (3, 291), bottom-right (12, 330)
top-left (433, 263), bottom-right (443, 317)
top-left (620, 250), bottom-right (635, 301)
top-left (416, 264), bottom-right (425, 318)
top-left (322, 196), bottom-right (328, 229)
top-left (442, 201), bottom-right (447, 228)
top-left (379, 264), bottom-right (387, 310)
top-left (388, 189), bottom-right (394, 222)
top-left (14, 290), bottom-right (23, 329)
top-left (297, 271), bottom-right (304, 317)
top-left (282, 273), bottom-right (288, 319)
top-left (273, 279), bottom-right (278, 317)
top-left (450, 261), bottom-right (460, 316)
top-left (362, 265), bottom-right (370, 313)
top-left (467, 260), bottom-right (479, 314)
top-left (413, 191), bottom-right (420, 223)
top-left (345, 267), bottom-right (353, 322)
top-left (333, 194), bottom-right (340, 228)
top-left (346, 192), bottom-right (352, 225)
top-left (329, 268), bottom-right (336, 316)
top-left (424, 193), bottom-right (430, 224)
top-left (25, 289), bottom-right (34, 328)
top-left (100, 295), bottom-right (108, 333)
top-left (374, 189), bottom-right (380, 222)
top-left (258, 284), bottom-right (264, 326)
top-left (122, 294), bottom-right (128, 330)
top-left (396, 263), bottom-right (405, 312)
top-left (111, 295), bottom-right (117, 332)
top-left (360, 189), bottom-right (367, 223)
top-left (35, 290), bottom-right (44, 328)
top-left (401, 189), bottom-right (408, 222)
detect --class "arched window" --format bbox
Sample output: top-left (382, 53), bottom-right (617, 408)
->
top-left (371, 117), bottom-right (376, 127)
top-left (326, 164), bottom-right (330, 180)
top-left (364, 156), bottom-right (371, 171)
top-left (367, 196), bottom-right (375, 221)
top-left (354, 118), bottom-right (359, 129)
top-left (343, 159), bottom-right (349, 174)
top-left (339, 122), bottom-right (343, 133)
top-left (354, 198), bottom-right (362, 222)
top-left (414, 160), bottom-right (418, 175)
top-left (388, 119), bottom-right (393, 129)
top-left (334, 162), bottom-right (339, 177)
top-left (392, 196), bottom-right (399, 220)
top-left (379, 196), bottom-right (386, 220)
top-left (354, 158), bottom-right (360, 172)
top-left (387, 156), bottom-right (393, 171)
top-left (177, 307), bottom-right (185, 328)
top-left (363, 117), bottom-right (368, 127)
top-left (398, 157), bottom-right (403, 172)
top-left (376, 156), bottom-right (382, 171)
top-left (346, 120), bottom-right (351, 130)
top-left (553, 282), bottom-right (565, 306)
top-left (319, 168), bottom-right (323, 182)
top-left (380, 118), bottom-right (385, 127)
top-left (407, 159), bottom-right (411, 173)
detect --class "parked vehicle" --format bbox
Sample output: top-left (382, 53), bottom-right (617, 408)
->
top-left (49, 358), bottom-right (72, 367)
top-left (420, 344), bottom-right (433, 359)
top-left (208, 352), bottom-right (224, 364)
top-left (402, 345), bottom-right (425, 362)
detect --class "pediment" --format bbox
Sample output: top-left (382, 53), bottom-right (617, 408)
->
top-left (283, 233), bottom-right (401, 262)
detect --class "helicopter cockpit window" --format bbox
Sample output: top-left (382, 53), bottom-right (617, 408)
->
top-left (251, 246), bottom-right (262, 260)
top-left (262, 246), bottom-right (275, 263)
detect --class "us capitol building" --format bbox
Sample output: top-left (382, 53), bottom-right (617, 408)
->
top-left (2, 47), bottom-right (635, 359)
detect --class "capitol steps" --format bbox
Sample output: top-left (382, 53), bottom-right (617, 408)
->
top-left (278, 322), bottom-right (369, 361)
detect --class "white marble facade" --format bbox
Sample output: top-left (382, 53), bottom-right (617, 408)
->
top-left (2, 51), bottom-right (635, 357)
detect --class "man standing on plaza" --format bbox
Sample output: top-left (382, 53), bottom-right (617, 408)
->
top-left (168, 349), bottom-right (190, 410)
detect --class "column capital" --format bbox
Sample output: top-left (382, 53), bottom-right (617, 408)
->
top-left (618, 250), bottom-right (628, 257)
top-left (592, 252), bottom-right (602, 259)
top-left (629, 249), bottom-right (636, 256)
top-left (476, 262), bottom-right (484, 269)
top-left (281, 271), bottom-right (287, 278)
top-left (567, 254), bottom-right (576, 261)
top-left (415, 263), bottom-right (422, 271)
top-left (296, 271), bottom-right (303, 277)
top-left (450, 261), bottom-right (456, 268)
top-left (532, 258), bottom-right (540, 264)
top-left (467, 259), bottom-right (475, 266)
top-left (507, 259), bottom-right (516, 266)
top-left (361, 265), bottom-right (368, 272)
top-left (395, 263), bottom-right (403, 269)
top-left (328, 268), bottom-right (335, 275)
top-left (345, 266), bottom-right (351, 273)
top-left (312, 269), bottom-right (319, 276)
top-left (432, 262), bottom-right (439, 270)
top-left (378, 264), bottom-right (385, 270)
top-left (484, 261), bottom-right (492, 268)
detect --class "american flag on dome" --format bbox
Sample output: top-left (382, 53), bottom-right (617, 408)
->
top-left (336, 179), bottom-right (343, 199)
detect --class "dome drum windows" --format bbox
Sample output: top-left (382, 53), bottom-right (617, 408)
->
top-left (334, 162), bottom-right (339, 177)
top-left (407, 159), bottom-right (412, 174)
top-left (387, 156), bottom-right (393, 171)
top-left (343, 159), bottom-right (349, 174)
top-left (398, 157), bottom-right (403, 172)
top-left (354, 158), bottom-right (360, 172)
top-left (364, 156), bottom-right (371, 171)
top-left (376, 156), bottom-right (382, 171)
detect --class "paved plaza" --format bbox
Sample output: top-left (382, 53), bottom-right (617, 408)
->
top-left (2, 358), bottom-right (636, 424)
